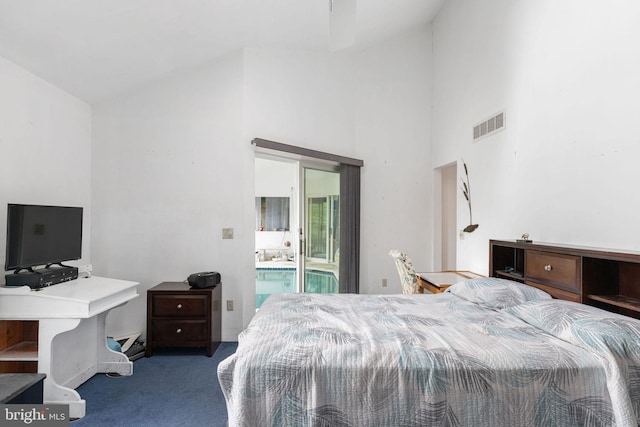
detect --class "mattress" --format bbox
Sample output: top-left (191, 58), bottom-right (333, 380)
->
top-left (218, 281), bottom-right (640, 426)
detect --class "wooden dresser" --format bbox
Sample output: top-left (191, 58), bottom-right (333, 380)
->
top-left (146, 282), bottom-right (221, 357)
top-left (490, 240), bottom-right (640, 318)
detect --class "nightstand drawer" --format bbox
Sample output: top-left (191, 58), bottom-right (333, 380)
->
top-left (152, 295), bottom-right (207, 317)
top-left (526, 251), bottom-right (580, 291)
top-left (151, 320), bottom-right (208, 344)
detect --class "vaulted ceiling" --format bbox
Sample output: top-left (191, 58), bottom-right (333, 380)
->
top-left (0, 0), bottom-right (444, 104)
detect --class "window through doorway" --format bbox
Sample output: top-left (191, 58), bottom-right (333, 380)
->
top-left (303, 167), bottom-right (339, 294)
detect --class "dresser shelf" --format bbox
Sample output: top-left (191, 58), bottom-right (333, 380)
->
top-left (495, 270), bottom-right (524, 281)
top-left (0, 342), bottom-right (38, 361)
top-left (588, 294), bottom-right (640, 313)
top-left (0, 320), bottom-right (39, 372)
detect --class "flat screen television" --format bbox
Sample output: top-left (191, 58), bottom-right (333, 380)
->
top-left (4, 204), bottom-right (83, 273)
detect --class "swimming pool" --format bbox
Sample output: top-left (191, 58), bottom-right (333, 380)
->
top-left (255, 268), bottom-right (338, 308)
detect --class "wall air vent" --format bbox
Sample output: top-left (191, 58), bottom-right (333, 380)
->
top-left (473, 110), bottom-right (505, 142)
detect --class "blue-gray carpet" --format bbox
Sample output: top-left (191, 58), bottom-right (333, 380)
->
top-left (71, 342), bottom-right (237, 427)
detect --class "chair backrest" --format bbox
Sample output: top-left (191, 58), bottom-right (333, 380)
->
top-left (389, 250), bottom-right (420, 294)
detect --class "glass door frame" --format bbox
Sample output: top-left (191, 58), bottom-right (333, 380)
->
top-left (298, 162), bottom-right (340, 293)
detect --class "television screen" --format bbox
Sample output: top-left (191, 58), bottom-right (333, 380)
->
top-left (4, 204), bottom-right (83, 272)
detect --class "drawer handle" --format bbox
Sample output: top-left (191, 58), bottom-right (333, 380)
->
top-left (176, 328), bottom-right (182, 334)
top-left (176, 304), bottom-right (182, 309)
top-left (544, 264), bottom-right (553, 272)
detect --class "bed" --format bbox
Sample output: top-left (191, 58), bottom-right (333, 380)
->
top-left (218, 276), bottom-right (640, 426)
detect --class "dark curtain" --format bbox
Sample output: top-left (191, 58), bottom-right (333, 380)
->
top-left (339, 164), bottom-right (360, 294)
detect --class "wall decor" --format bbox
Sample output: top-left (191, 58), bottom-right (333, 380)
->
top-left (461, 160), bottom-right (479, 233)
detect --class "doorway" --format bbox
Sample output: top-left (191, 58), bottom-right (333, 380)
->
top-left (434, 162), bottom-right (457, 270)
top-left (255, 156), bottom-right (340, 308)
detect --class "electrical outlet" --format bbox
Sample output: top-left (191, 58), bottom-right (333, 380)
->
top-left (226, 300), bottom-right (234, 311)
top-left (222, 228), bottom-right (234, 239)
top-left (382, 278), bottom-right (388, 287)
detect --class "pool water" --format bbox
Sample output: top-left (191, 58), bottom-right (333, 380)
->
top-left (256, 268), bottom-right (338, 308)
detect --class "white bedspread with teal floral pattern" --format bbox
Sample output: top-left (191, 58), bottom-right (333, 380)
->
top-left (218, 291), bottom-right (640, 426)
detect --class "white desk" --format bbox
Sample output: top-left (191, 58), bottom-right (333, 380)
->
top-left (0, 276), bottom-right (138, 418)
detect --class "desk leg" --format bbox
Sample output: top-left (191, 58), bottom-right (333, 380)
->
top-left (37, 308), bottom-right (133, 419)
top-left (95, 310), bottom-right (133, 376)
top-left (38, 318), bottom-right (85, 419)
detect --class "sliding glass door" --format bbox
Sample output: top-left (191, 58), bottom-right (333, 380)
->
top-left (299, 167), bottom-right (340, 294)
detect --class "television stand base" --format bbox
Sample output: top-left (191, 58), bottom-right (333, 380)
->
top-left (5, 266), bottom-right (79, 289)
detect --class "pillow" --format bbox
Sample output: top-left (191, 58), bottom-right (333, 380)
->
top-left (445, 277), bottom-right (552, 309)
top-left (505, 299), bottom-right (640, 359)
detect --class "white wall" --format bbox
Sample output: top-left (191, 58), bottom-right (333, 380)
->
top-left (0, 56), bottom-right (92, 275)
top-left (432, 0), bottom-right (640, 274)
top-left (92, 51), bottom-right (250, 340)
top-left (354, 27), bottom-right (433, 293)
top-left (243, 48), bottom-right (357, 156)
top-left (255, 158), bottom-right (297, 197)
top-left (91, 26), bottom-right (434, 340)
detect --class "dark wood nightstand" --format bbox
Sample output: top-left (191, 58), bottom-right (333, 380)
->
top-left (146, 282), bottom-right (221, 357)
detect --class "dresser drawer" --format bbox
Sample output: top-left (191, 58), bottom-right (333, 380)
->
top-left (152, 294), bottom-right (208, 317)
top-left (151, 320), bottom-right (208, 344)
top-left (526, 251), bottom-right (580, 291)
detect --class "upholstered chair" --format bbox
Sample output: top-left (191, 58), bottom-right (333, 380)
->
top-left (389, 250), bottom-right (424, 294)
